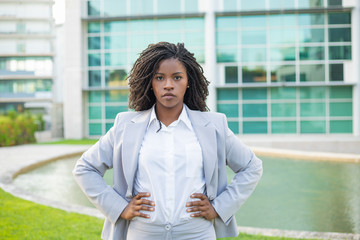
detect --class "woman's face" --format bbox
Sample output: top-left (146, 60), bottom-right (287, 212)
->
top-left (152, 58), bottom-right (188, 111)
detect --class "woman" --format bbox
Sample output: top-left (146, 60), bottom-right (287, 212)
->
top-left (73, 42), bottom-right (263, 240)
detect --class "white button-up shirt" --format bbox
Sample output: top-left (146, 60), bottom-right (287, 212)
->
top-left (133, 104), bottom-right (206, 225)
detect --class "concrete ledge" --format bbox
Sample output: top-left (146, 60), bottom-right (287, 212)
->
top-left (238, 226), bottom-right (360, 240)
top-left (252, 147), bottom-right (360, 163)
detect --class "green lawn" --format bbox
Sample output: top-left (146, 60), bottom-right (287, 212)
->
top-left (0, 188), bottom-right (321, 240)
top-left (39, 139), bottom-right (98, 145)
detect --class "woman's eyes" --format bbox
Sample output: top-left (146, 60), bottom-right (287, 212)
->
top-left (155, 76), bottom-right (182, 80)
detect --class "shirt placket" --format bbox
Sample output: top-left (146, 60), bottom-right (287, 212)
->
top-left (164, 126), bottom-right (175, 223)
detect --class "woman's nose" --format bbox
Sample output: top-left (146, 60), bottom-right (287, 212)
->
top-left (164, 78), bottom-right (174, 89)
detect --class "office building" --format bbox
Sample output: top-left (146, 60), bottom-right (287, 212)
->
top-left (64, 0), bottom-right (360, 138)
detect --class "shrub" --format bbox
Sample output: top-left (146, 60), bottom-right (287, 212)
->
top-left (0, 112), bottom-right (37, 147)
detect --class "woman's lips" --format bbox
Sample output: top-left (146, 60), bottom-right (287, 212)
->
top-left (162, 93), bottom-right (176, 100)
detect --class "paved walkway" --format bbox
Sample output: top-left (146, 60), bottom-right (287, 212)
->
top-left (0, 143), bottom-right (359, 240)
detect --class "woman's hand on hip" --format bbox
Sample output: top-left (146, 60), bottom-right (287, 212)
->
top-left (120, 192), bottom-right (155, 220)
top-left (186, 193), bottom-right (219, 220)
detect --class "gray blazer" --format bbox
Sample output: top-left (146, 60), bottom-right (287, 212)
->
top-left (73, 105), bottom-right (263, 240)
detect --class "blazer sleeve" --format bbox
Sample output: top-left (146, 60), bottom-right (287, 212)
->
top-left (72, 113), bottom-right (129, 225)
top-left (212, 114), bottom-right (263, 225)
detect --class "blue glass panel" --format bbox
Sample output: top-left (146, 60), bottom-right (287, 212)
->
top-left (272, 121), bottom-right (297, 134)
top-left (299, 28), bottom-right (324, 43)
top-left (228, 121), bottom-right (239, 134)
top-left (241, 30), bottom-right (266, 45)
top-left (243, 104), bottom-right (267, 117)
top-left (329, 28), bottom-right (351, 42)
top-left (225, 66), bottom-right (238, 83)
top-left (87, 22), bottom-right (101, 33)
top-left (328, 12), bottom-right (351, 25)
top-left (185, 0), bottom-right (198, 12)
top-left (88, 37), bottom-right (101, 50)
top-left (300, 64), bottom-right (325, 82)
top-left (105, 90), bottom-right (129, 102)
top-left (271, 65), bottom-right (296, 82)
top-left (130, 0), bottom-right (153, 15)
top-left (217, 48), bottom-right (238, 62)
top-left (158, 0), bottom-right (180, 14)
top-left (224, 0), bottom-right (237, 11)
top-left (104, 21), bottom-right (127, 33)
top-left (104, 0), bottom-right (126, 16)
top-left (241, 0), bottom-right (266, 10)
top-left (217, 89), bottom-right (238, 100)
top-left (300, 103), bottom-right (326, 117)
top-left (217, 103), bottom-right (239, 118)
top-left (242, 88), bottom-right (267, 100)
top-left (298, 0), bottom-right (323, 8)
top-left (88, 53), bottom-right (101, 67)
top-left (242, 48), bottom-right (266, 62)
top-left (87, 1), bottom-right (100, 16)
top-left (300, 87), bottom-right (325, 99)
top-left (270, 29), bottom-right (296, 44)
top-left (270, 47), bottom-right (296, 61)
top-left (299, 47), bottom-right (324, 60)
top-left (88, 70), bottom-right (101, 87)
top-left (243, 121), bottom-right (267, 134)
top-left (240, 15), bottom-right (266, 28)
top-left (89, 123), bottom-right (102, 135)
top-left (216, 16), bottom-right (239, 29)
top-left (242, 65), bottom-right (266, 83)
top-left (217, 31), bottom-right (238, 46)
top-left (105, 53), bottom-right (127, 66)
top-left (300, 120), bottom-right (326, 133)
top-left (298, 13), bottom-right (324, 25)
top-left (329, 46), bottom-right (352, 60)
top-left (184, 18), bottom-right (203, 30)
top-left (104, 36), bottom-right (127, 49)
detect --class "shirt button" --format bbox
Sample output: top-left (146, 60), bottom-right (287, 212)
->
top-left (165, 224), bottom-right (171, 231)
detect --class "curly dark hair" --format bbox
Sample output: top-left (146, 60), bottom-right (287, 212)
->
top-left (128, 42), bottom-right (209, 112)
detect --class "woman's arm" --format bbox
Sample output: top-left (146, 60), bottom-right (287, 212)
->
top-left (212, 115), bottom-right (263, 225)
top-left (72, 113), bottom-right (129, 225)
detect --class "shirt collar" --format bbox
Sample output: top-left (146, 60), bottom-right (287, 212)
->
top-left (148, 104), bottom-right (193, 131)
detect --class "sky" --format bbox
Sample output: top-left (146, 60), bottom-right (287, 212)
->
top-left (53, 0), bottom-right (65, 24)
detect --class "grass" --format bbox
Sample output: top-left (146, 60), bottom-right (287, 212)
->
top-left (0, 188), bottom-right (321, 240)
top-left (39, 139), bottom-right (98, 145)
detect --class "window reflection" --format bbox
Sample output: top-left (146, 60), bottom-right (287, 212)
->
top-left (271, 65), bottom-right (296, 82)
top-left (300, 64), bottom-right (325, 82)
top-left (242, 65), bottom-right (266, 83)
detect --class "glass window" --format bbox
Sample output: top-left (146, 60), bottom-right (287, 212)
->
top-left (106, 106), bottom-right (128, 119)
top-left (217, 89), bottom-right (238, 100)
top-left (268, 14), bottom-right (297, 27)
top-left (242, 88), bottom-right (267, 100)
top-left (271, 65), bottom-right (296, 82)
top-left (158, 0), bottom-right (180, 14)
top-left (242, 30), bottom-right (266, 45)
top-left (271, 87), bottom-right (296, 99)
top-left (329, 102), bottom-right (352, 116)
top-left (105, 69), bottom-right (127, 87)
top-left (328, 0), bottom-right (342, 6)
top-left (298, 13), bottom-right (324, 25)
top-left (105, 53), bottom-right (127, 66)
top-left (329, 28), bottom-right (351, 42)
top-left (298, 0), bottom-right (323, 8)
top-left (88, 37), bottom-right (101, 50)
top-left (130, 0), bottom-right (153, 15)
top-left (243, 104), bottom-right (267, 117)
top-left (269, 29), bottom-right (296, 44)
top-left (157, 19), bottom-right (182, 30)
top-left (300, 87), bottom-right (325, 99)
top-left (299, 28), bottom-right (324, 43)
top-left (105, 90), bottom-right (129, 102)
top-left (242, 48), bottom-right (266, 63)
top-left (87, 22), bottom-right (101, 33)
top-left (300, 64), bottom-right (325, 82)
top-left (104, 21), bottom-right (127, 33)
top-left (184, 18), bottom-right (203, 30)
top-left (88, 91), bottom-right (102, 103)
top-left (329, 86), bottom-right (352, 99)
top-left (299, 47), bottom-right (324, 60)
top-left (129, 20), bottom-right (154, 33)
top-left (217, 30), bottom-right (238, 46)
top-left (330, 120), bottom-right (352, 133)
top-left (329, 63), bottom-right (343, 81)
top-left (328, 12), bottom-right (350, 25)
top-left (329, 46), bottom-right (351, 60)
top-left (88, 53), bottom-right (101, 67)
top-left (87, 1), bottom-right (100, 16)
top-left (300, 120), bottom-right (326, 133)
top-left (217, 48), bottom-right (238, 62)
top-left (271, 103), bottom-right (296, 117)
top-left (300, 102), bottom-right (326, 117)
top-left (243, 121), bottom-right (267, 134)
top-left (185, 0), bottom-right (198, 12)
top-left (240, 15), bottom-right (266, 28)
top-left (271, 121), bottom-right (297, 134)
top-left (89, 70), bottom-right (101, 87)
top-left (189, 48), bottom-right (204, 63)
top-left (228, 121), bottom-right (239, 134)
top-left (225, 66), bottom-right (238, 84)
top-left (89, 123), bottom-right (102, 135)
top-left (241, 0), bottom-right (266, 11)
top-left (242, 65), bottom-right (266, 83)
top-left (223, 0), bottom-right (237, 11)
top-left (217, 103), bottom-right (239, 118)
top-left (270, 47), bottom-right (296, 61)
top-left (104, 36), bottom-right (127, 50)
top-left (104, 0), bottom-right (126, 16)
top-left (89, 106), bottom-right (102, 119)
top-left (216, 16), bottom-right (238, 29)
top-left (184, 32), bottom-right (204, 47)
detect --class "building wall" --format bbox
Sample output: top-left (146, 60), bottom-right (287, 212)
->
top-left (65, 0), bottom-right (359, 138)
top-left (0, 0), bottom-right (56, 133)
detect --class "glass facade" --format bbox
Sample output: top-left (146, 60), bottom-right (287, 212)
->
top-left (216, 7), bottom-right (353, 134)
top-left (86, 16), bottom-right (205, 136)
top-left (217, 86), bottom-right (353, 134)
top-left (83, 0), bottom-right (356, 137)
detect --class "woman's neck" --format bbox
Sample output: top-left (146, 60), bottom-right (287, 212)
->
top-left (155, 104), bottom-right (183, 127)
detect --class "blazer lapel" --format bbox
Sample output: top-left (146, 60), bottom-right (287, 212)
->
top-left (186, 107), bottom-right (217, 195)
top-left (122, 109), bottom-right (151, 198)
